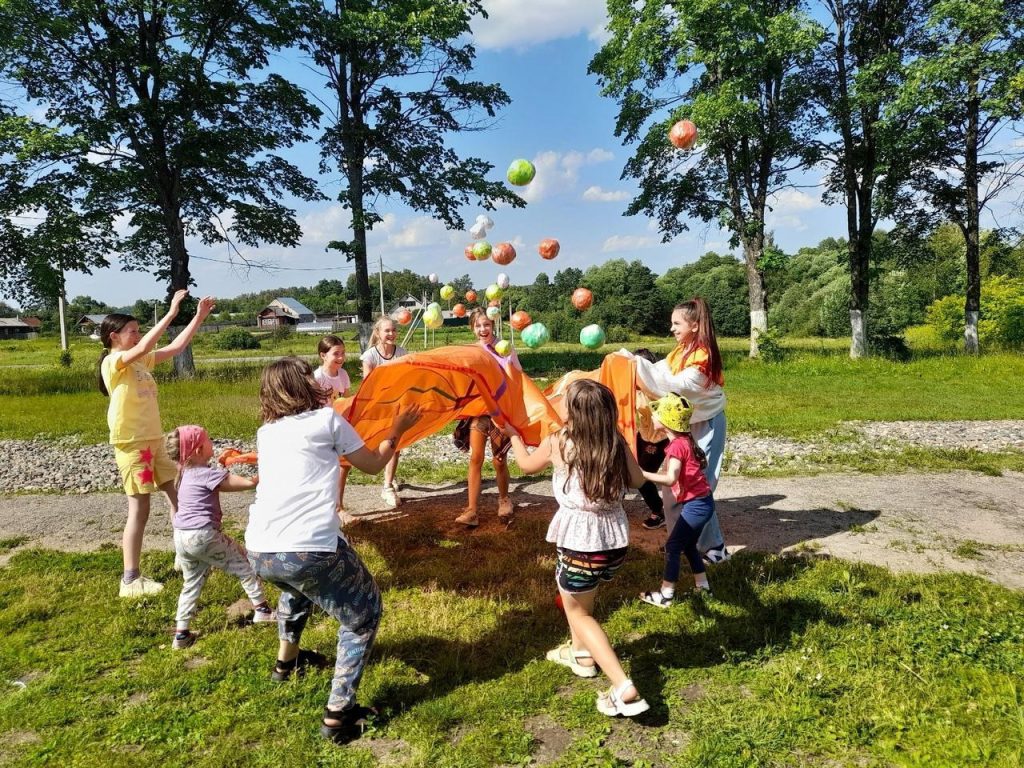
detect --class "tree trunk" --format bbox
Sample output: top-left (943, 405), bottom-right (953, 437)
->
top-left (848, 226), bottom-right (871, 358)
top-left (963, 81), bottom-right (981, 355)
top-left (743, 239), bottom-right (768, 358)
top-left (165, 204), bottom-right (196, 377)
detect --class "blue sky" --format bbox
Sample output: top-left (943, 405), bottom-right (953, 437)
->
top-left (5, 2), bottom-right (856, 308)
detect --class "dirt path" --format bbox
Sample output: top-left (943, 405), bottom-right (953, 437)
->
top-left (3, 471), bottom-right (1023, 589)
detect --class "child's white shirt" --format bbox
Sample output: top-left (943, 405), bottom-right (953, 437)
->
top-left (246, 408), bottom-right (364, 553)
top-left (314, 365), bottom-right (350, 400)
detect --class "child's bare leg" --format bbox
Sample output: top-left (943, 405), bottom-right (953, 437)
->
top-left (338, 466), bottom-right (351, 511)
top-left (159, 480), bottom-right (178, 522)
top-left (383, 452), bottom-right (399, 489)
top-left (561, 589), bottom-right (639, 702)
top-left (123, 494), bottom-right (151, 572)
top-left (456, 427), bottom-right (486, 525)
top-left (494, 454), bottom-right (513, 519)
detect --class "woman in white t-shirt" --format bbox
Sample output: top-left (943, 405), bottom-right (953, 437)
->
top-left (359, 316), bottom-right (408, 508)
top-left (246, 356), bottom-right (420, 745)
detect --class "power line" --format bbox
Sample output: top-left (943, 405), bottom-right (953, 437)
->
top-left (189, 253), bottom-right (357, 272)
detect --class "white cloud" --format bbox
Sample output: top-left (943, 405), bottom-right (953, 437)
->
top-left (602, 234), bottom-right (658, 252)
top-left (582, 185), bottom-right (629, 203)
top-left (472, 1), bottom-right (608, 51)
top-left (381, 215), bottom-right (453, 249)
top-left (299, 204), bottom-right (352, 245)
top-left (768, 188), bottom-right (821, 213)
top-left (520, 148), bottom-right (617, 203)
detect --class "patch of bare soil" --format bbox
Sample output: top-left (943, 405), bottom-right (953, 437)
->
top-left (1, 471), bottom-right (1023, 588)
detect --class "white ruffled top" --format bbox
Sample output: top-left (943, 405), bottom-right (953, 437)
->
top-left (546, 465), bottom-right (629, 551)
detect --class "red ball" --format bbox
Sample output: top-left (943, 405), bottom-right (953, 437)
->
top-left (538, 238), bottom-right (560, 260)
top-left (396, 308), bottom-right (413, 326)
top-left (464, 244), bottom-right (475, 261)
top-left (669, 119), bottom-right (698, 150)
top-left (571, 287), bottom-right (593, 311)
top-left (465, 290), bottom-right (477, 303)
top-left (453, 303), bottom-right (466, 318)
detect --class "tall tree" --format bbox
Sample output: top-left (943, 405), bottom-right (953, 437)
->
top-left (812, 0), bottom-right (926, 357)
top-left (591, 0), bottom-right (822, 356)
top-left (886, 0), bottom-right (1024, 353)
top-left (0, 0), bottom-right (322, 372)
top-left (297, 0), bottom-right (525, 340)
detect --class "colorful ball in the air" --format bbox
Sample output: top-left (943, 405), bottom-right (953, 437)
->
top-left (510, 310), bottom-right (532, 331)
top-left (464, 244), bottom-right (475, 261)
top-left (571, 287), bottom-right (593, 311)
top-left (440, 284), bottom-right (454, 301)
top-left (472, 241), bottom-right (492, 260)
top-left (396, 308), bottom-right (413, 326)
top-left (488, 299), bottom-right (501, 308)
top-left (506, 159), bottom-right (536, 186)
top-left (428, 273), bottom-right (439, 284)
top-left (669, 119), bottom-right (698, 150)
top-left (427, 302), bottom-right (441, 314)
top-left (485, 283), bottom-right (503, 302)
top-left (465, 290), bottom-right (477, 303)
top-left (423, 309), bottom-right (443, 330)
top-left (580, 324), bottom-right (605, 349)
top-left (492, 242), bottom-right (516, 266)
top-left (453, 303), bottom-right (467, 318)
top-left (520, 322), bottom-right (550, 349)
top-left (538, 238), bottom-right (560, 260)
top-left (486, 306), bottom-right (501, 321)
top-left (495, 339), bottom-right (512, 356)
top-left (496, 272), bottom-right (510, 290)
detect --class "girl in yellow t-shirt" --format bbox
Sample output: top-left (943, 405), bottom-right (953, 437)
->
top-left (97, 289), bottom-right (215, 598)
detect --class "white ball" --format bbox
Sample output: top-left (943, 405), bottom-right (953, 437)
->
top-left (428, 273), bottom-right (439, 284)
top-left (496, 272), bottom-right (510, 289)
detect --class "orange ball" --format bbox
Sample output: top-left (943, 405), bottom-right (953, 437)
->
top-left (571, 287), bottom-right (593, 311)
top-left (465, 290), bottom-right (477, 303)
top-left (538, 238), bottom-right (560, 260)
top-left (669, 119), bottom-right (698, 150)
top-left (396, 308), bottom-right (413, 325)
top-left (464, 244), bottom-right (475, 261)
top-left (510, 310), bottom-right (532, 331)
top-left (453, 303), bottom-right (466, 318)
top-left (488, 298), bottom-right (500, 308)
top-left (492, 242), bottom-right (516, 266)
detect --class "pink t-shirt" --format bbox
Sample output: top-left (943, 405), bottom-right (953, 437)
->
top-left (664, 436), bottom-right (712, 504)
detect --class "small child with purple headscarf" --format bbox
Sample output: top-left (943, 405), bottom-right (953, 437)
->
top-left (165, 424), bottom-right (275, 650)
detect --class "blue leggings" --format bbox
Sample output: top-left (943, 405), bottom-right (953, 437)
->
top-left (249, 538), bottom-right (382, 711)
top-left (664, 495), bottom-right (715, 583)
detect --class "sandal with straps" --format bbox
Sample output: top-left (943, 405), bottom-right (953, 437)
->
top-left (545, 642), bottom-right (599, 678)
top-left (639, 590), bottom-right (674, 608)
top-left (596, 679), bottom-right (650, 718)
top-left (320, 704), bottom-right (377, 744)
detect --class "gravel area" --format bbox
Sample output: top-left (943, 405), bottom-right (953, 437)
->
top-left (1, 420), bottom-right (1022, 495)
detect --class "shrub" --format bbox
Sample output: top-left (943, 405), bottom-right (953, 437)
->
top-left (57, 349), bottom-right (73, 368)
top-left (925, 276), bottom-right (1024, 348)
top-left (755, 327), bottom-right (789, 363)
top-left (214, 326), bottom-right (260, 350)
top-left (271, 325), bottom-right (295, 341)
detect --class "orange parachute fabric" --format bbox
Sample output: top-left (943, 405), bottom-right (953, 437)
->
top-left (541, 353), bottom-right (638, 456)
top-left (334, 345), bottom-right (563, 452)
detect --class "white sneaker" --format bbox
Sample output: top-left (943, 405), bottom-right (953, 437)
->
top-left (702, 547), bottom-right (731, 565)
top-left (381, 487), bottom-right (400, 509)
top-left (252, 608), bottom-right (278, 624)
top-left (119, 576), bottom-right (164, 598)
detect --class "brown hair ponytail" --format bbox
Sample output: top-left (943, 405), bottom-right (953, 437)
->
top-left (95, 314), bottom-right (136, 397)
top-left (675, 298), bottom-right (722, 387)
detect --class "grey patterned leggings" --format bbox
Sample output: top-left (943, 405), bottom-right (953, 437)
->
top-left (174, 528), bottom-right (266, 629)
top-left (248, 538), bottom-right (382, 711)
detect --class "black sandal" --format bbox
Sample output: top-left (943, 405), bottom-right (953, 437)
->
top-left (320, 704), bottom-right (377, 744)
top-left (271, 649), bottom-right (331, 682)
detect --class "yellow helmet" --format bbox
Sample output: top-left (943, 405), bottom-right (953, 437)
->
top-left (649, 393), bottom-right (693, 434)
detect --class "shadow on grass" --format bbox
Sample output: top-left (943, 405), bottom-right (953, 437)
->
top-left (346, 483), bottom-right (854, 719)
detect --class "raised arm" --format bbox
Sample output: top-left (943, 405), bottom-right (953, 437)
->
top-left (154, 296), bottom-right (216, 364)
top-left (118, 289), bottom-right (188, 367)
top-left (634, 356), bottom-right (708, 399)
top-left (643, 457), bottom-right (682, 488)
top-left (217, 474), bottom-right (258, 492)
top-left (503, 423), bottom-right (553, 475)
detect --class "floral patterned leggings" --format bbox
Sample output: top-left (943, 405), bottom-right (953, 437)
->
top-left (249, 538), bottom-right (382, 711)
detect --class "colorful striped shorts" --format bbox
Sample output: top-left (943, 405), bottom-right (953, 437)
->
top-left (555, 546), bottom-right (629, 594)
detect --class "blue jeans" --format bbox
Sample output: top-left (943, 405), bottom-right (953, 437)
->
top-left (663, 410), bottom-right (727, 552)
top-left (248, 538), bottom-right (382, 711)
top-left (664, 495), bottom-right (715, 582)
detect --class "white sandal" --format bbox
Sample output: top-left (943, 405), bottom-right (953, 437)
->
top-left (596, 679), bottom-right (649, 717)
top-left (639, 590), bottom-right (673, 608)
top-left (545, 642), bottom-right (598, 678)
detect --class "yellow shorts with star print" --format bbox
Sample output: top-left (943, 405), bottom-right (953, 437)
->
top-left (113, 439), bottom-right (177, 495)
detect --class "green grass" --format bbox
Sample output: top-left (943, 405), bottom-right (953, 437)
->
top-left (2, 516), bottom-right (1023, 767)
